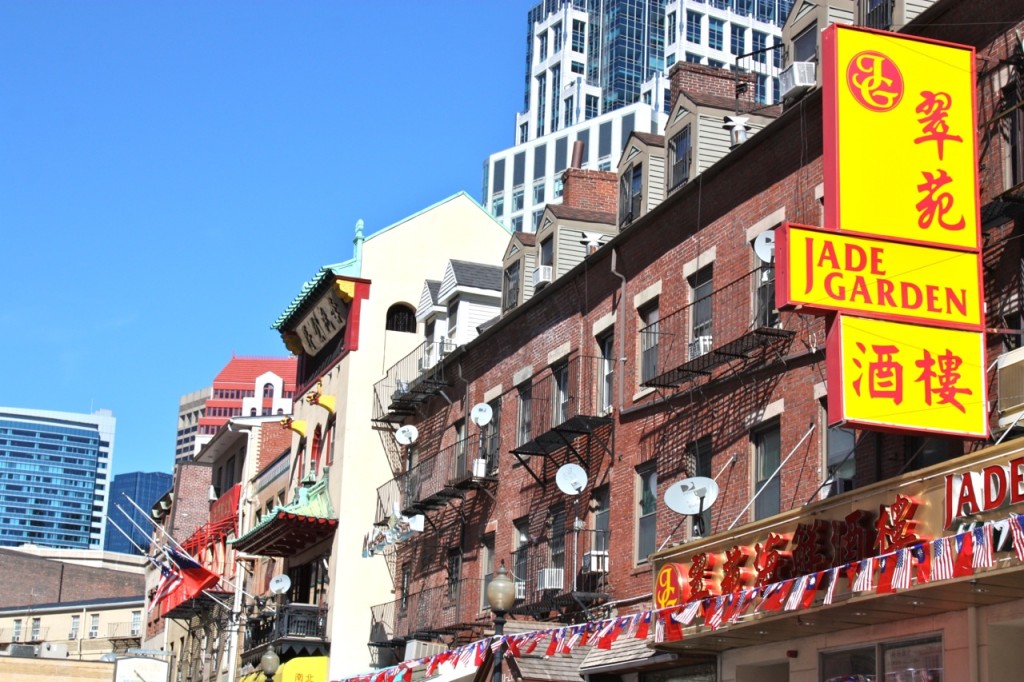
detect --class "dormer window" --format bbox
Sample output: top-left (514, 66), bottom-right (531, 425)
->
top-left (503, 262), bottom-right (520, 312)
top-left (619, 163), bottom-right (643, 226)
top-left (793, 25), bottom-right (817, 63)
top-left (540, 237), bottom-right (553, 267)
top-left (670, 125), bottom-right (692, 190)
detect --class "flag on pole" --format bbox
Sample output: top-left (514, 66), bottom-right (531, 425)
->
top-left (1010, 513), bottom-right (1024, 562)
top-left (931, 537), bottom-right (954, 581)
top-left (166, 547), bottom-right (219, 600)
top-left (148, 559), bottom-right (182, 612)
top-left (972, 524), bottom-right (994, 569)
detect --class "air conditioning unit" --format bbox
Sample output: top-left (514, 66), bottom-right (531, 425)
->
top-left (537, 567), bottom-right (564, 591)
top-left (780, 61), bottom-right (816, 100)
top-left (533, 265), bottom-right (553, 289)
top-left (11, 636), bottom-right (20, 643)
top-left (827, 478), bottom-right (855, 497)
top-left (68, 632), bottom-right (77, 640)
top-left (582, 550), bottom-right (609, 574)
top-left (688, 335), bottom-right (713, 360)
top-left (515, 580), bottom-right (526, 599)
top-left (997, 347), bottom-right (1024, 429)
top-left (89, 631), bottom-right (98, 640)
top-left (472, 458), bottom-right (488, 478)
top-left (404, 639), bottom-right (447, 662)
top-left (417, 356), bottom-right (431, 372)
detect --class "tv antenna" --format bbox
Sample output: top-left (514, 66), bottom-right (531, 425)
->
top-left (470, 403), bottom-right (493, 427)
top-left (268, 574), bottom-right (292, 596)
top-left (394, 424), bottom-right (419, 446)
top-left (555, 463), bottom-right (588, 496)
top-left (663, 476), bottom-right (720, 540)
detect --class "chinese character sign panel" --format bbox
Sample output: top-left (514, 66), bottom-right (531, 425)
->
top-left (822, 25), bottom-right (979, 250)
top-left (776, 223), bottom-right (983, 329)
top-left (827, 314), bottom-right (987, 437)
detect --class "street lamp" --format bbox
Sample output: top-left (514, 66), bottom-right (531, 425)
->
top-left (486, 561), bottom-right (516, 682)
top-left (260, 645), bottom-right (280, 681)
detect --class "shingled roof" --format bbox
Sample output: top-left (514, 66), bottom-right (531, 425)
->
top-left (547, 204), bottom-right (616, 225)
top-left (449, 260), bottom-right (502, 291)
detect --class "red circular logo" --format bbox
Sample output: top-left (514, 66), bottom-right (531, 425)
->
top-left (846, 50), bottom-right (904, 112)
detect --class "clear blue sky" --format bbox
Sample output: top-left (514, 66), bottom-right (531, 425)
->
top-left (0, 1), bottom-right (528, 477)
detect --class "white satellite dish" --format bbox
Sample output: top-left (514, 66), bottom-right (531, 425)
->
top-left (664, 476), bottom-right (720, 515)
top-left (395, 424), bottom-right (419, 446)
top-left (470, 403), bottom-right (493, 427)
top-left (664, 476), bottom-right (720, 538)
top-left (269, 574), bottom-right (292, 595)
top-left (555, 463), bottom-right (588, 496)
top-left (752, 230), bottom-right (776, 263)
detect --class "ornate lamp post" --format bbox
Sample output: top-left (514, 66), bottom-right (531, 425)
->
top-left (486, 561), bottom-right (516, 682)
top-left (260, 645), bottom-right (280, 681)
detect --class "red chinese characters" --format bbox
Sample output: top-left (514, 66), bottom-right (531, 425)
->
top-left (753, 533), bottom-right (792, 587)
top-left (914, 91), bottom-right (965, 231)
top-left (851, 342), bottom-right (971, 410)
top-left (875, 494), bottom-right (921, 553)
top-left (720, 545), bottom-right (756, 594)
top-left (688, 552), bottom-right (721, 600)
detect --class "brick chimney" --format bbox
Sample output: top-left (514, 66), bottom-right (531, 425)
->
top-left (668, 62), bottom-right (756, 112)
top-left (561, 168), bottom-right (618, 214)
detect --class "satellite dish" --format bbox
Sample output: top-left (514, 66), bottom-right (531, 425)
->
top-left (470, 403), bottom-right (493, 427)
top-left (555, 463), bottom-right (588, 496)
top-left (752, 230), bottom-right (776, 263)
top-left (269, 574), bottom-right (292, 595)
top-left (664, 476), bottom-right (720, 515)
top-left (395, 424), bottom-right (419, 446)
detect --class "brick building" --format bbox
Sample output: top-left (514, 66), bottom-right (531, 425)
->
top-left (358, 1), bottom-right (1024, 682)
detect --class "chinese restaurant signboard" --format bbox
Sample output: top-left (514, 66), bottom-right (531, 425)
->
top-left (777, 24), bottom-right (987, 439)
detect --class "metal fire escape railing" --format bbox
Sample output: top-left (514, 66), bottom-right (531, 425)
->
top-left (509, 355), bottom-right (614, 486)
top-left (373, 340), bottom-right (456, 425)
top-left (243, 603), bottom-right (327, 660)
top-left (394, 436), bottom-right (498, 516)
top-left (510, 528), bottom-right (610, 617)
top-left (369, 577), bottom-right (487, 647)
top-left (640, 267), bottom-right (795, 389)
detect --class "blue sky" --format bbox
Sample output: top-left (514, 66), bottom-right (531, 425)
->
top-left (0, 2), bottom-right (527, 476)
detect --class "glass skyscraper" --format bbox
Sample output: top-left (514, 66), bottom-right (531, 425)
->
top-left (0, 407), bottom-right (115, 550)
top-left (104, 471), bottom-right (172, 555)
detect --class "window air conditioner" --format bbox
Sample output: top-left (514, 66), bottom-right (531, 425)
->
top-left (472, 458), bottom-right (488, 478)
top-left (997, 347), bottom-right (1024, 429)
top-left (827, 478), bottom-right (855, 497)
top-left (417, 356), bottom-right (431, 373)
top-left (533, 265), bottom-right (553, 289)
top-left (780, 61), bottom-right (816, 100)
top-left (515, 580), bottom-right (526, 600)
top-left (11, 636), bottom-right (19, 643)
top-left (537, 567), bottom-right (564, 591)
top-left (688, 335), bottom-right (713, 360)
top-left (582, 550), bottom-right (609, 574)
top-left (405, 640), bottom-right (447, 661)
top-left (68, 632), bottom-right (76, 640)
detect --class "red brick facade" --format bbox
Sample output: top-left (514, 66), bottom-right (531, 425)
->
top-left (0, 549), bottom-right (144, 608)
top-left (561, 168), bottom-right (618, 214)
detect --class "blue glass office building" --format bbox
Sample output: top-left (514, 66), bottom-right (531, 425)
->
top-left (104, 471), bottom-right (173, 554)
top-left (0, 407), bottom-right (116, 550)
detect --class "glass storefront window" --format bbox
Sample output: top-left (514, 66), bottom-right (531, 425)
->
top-left (821, 636), bottom-right (942, 682)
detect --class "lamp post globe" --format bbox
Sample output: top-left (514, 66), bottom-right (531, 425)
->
top-left (487, 561), bottom-right (516, 682)
top-left (260, 645), bottom-right (280, 681)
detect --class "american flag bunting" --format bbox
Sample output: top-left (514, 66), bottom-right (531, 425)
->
top-left (972, 524), bottom-right (994, 569)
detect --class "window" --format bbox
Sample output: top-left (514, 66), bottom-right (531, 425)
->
top-left (89, 614), bottom-right (100, 639)
top-left (519, 123), bottom-right (529, 144)
top-left (593, 486), bottom-right (610, 552)
top-left (540, 236), bottom-right (553, 267)
top-left (571, 60), bottom-right (584, 75)
top-left (517, 383), bottom-right (533, 446)
top-left (755, 235), bottom-right (778, 326)
top-left (905, 436), bottom-right (961, 472)
top-left (447, 297), bottom-right (459, 338)
top-left (637, 465), bottom-right (657, 561)
top-left (549, 506), bottom-right (566, 570)
top-left (793, 25), bottom-right (817, 62)
top-left (708, 59), bottom-right (725, 69)
top-left (670, 126), bottom-right (692, 189)
top-left (69, 615), bottom-right (80, 640)
top-left (686, 11), bottom-right (701, 44)
top-left (385, 303), bottom-right (415, 333)
top-left (752, 30), bottom-right (767, 62)
top-left (538, 32), bottom-right (548, 61)
top-left (400, 563), bottom-right (411, 611)
top-left (446, 549), bottom-right (462, 601)
top-left (735, 0), bottom-right (753, 16)
top-left (667, 12), bottom-right (677, 45)
top-left (404, 444), bottom-right (420, 503)
top-left (730, 25), bottom-right (745, 56)
top-left (585, 94), bottom-right (599, 119)
top-left (533, 180), bottom-right (545, 205)
top-left (512, 188), bottom-right (524, 213)
top-left (552, 362), bottom-right (570, 426)
top-left (549, 65), bottom-right (561, 132)
top-left (492, 194), bottom-right (504, 218)
top-left (826, 418), bottom-right (856, 493)
top-left (532, 209), bottom-right (544, 232)
top-left (572, 19), bottom-right (585, 52)
top-left (821, 636), bottom-right (943, 681)
top-left (536, 73), bottom-right (547, 137)
top-left (599, 333), bottom-right (614, 414)
top-left (564, 96), bottom-right (575, 127)
top-left (709, 18), bottom-right (724, 51)
top-left (30, 617), bottom-right (40, 641)
top-left (513, 518), bottom-right (529, 594)
top-left (754, 422), bottom-right (781, 520)
top-left (755, 74), bottom-right (768, 104)
top-left (687, 437), bottom-right (713, 536)
top-left (686, 52), bottom-right (702, 64)
top-left (131, 610), bottom-right (141, 636)
top-left (481, 399), bottom-right (502, 475)
top-left (13, 619), bottom-right (21, 641)
top-left (453, 419), bottom-right (467, 481)
top-left (640, 301), bottom-right (660, 384)
top-left (480, 534), bottom-right (495, 610)
top-left (690, 265), bottom-right (713, 344)
top-left (552, 22), bottom-right (562, 52)
top-left (511, 215), bottom-right (523, 232)
top-left (310, 425), bottom-right (323, 477)
top-left (503, 261), bottom-right (521, 311)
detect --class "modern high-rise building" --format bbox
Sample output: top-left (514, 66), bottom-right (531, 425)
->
top-left (484, 0), bottom-right (794, 233)
top-left (174, 356), bottom-right (297, 465)
top-left (104, 471), bottom-right (173, 555)
top-left (0, 407), bottom-right (116, 550)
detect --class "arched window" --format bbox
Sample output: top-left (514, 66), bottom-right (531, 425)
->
top-left (385, 303), bottom-right (417, 333)
top-left (310, 425), bottom-right (323, 477)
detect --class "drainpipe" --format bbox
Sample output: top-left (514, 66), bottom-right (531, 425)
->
top-left (610, 248), bottom-right (628, 414)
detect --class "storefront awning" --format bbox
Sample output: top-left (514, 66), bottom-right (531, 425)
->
top-left (279, 655), bottom-right (329, 681)
top-left (233, 470), bottom-right (337, 557)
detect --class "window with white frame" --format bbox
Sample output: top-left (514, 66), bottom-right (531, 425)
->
top-left (69, 614), bottom-right (80, 640)
top-left (599, 332), bottom-right (614, 414)
top-left (89, 614), bottom-right (100, 639)
top-left (552, 362), bottom-right (570, 426)
top-left (753, 422), bottom-right (781, 520)
top-left (670, 125), bottom-right (692, 190)
top-left (131, 610), bottom-right (141, 636)
top-left (639, 300), bottom-right (660, 384)
top-left (517, 383), bottom-right (533, 446)
top-left (480, 534), bottom-right (495, 610)
top-left (30, 617), bottom-right (40, 641)
top-left (637, 464), bottom-right (657, 561)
